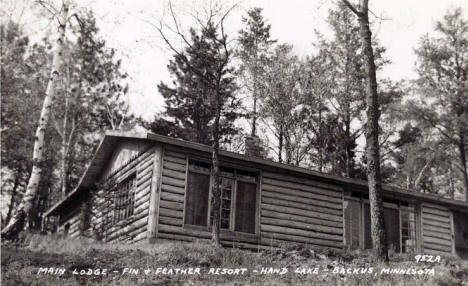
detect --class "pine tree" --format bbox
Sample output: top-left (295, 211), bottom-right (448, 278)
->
top-left (146, 25), bottom-right (241, 146)
top-left (237, 7), bottom-right (275, 136)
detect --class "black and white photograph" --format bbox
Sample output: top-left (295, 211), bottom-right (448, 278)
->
top-left (1, 0), bottom-right (468, 285)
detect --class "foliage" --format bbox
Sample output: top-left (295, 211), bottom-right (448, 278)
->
top-left (406, 7), bottom-right (468, 200)
top-left (143, 21), bottom-right (241, 146)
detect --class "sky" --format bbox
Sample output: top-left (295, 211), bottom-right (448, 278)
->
top-left (88, 0), bottom-right (468, 120)
top-left (3, 0), bottom-right (468, 120)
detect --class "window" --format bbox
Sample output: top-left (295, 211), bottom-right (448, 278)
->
top-left (185, 160), bottom-right (211, 226)
top-left (234, 180), bottom-right (257, 233)
top-left (113, 173), bottom-right (136, 223)
top-left (344, 197), bottom-right (416, 253)
top-left (184, 160), bottom-right (258, 234)
top-left (401, 206), bottom-right (416, 252)
top-left (344, 200), bottom-right (361, 248)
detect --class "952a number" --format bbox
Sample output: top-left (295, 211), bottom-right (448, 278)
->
top-left (415, 255), bottom-right (441, 263)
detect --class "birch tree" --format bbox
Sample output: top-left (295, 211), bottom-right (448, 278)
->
top-left (2, 0), bottom-right (69, 239)
top-left (341, 0), bottom-right (388, 262)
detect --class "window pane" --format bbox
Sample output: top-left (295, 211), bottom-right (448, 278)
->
top-left (113, 173), bottom-right (136, 223)
top-left (185, 172), bottom-right (210, 226)
top-left (384, 207), bottom-right (400, 252)
top-left (234, 181), bottom-right (257, 233)
top-left (220, 178), bottom-right (234, 229)
top-left (344, 200), bottom-right (361, 248)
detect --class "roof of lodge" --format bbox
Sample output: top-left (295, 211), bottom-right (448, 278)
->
top-left (45, 130), bottom-right (468, 217)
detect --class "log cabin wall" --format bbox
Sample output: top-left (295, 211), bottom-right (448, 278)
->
top-left (90, 140), bottom-right (158, 243)
top-left (155, 145), bottom-right (345, 250)
top-left (421, 203), bottom-right (454, 255)
top-left (58, 207), bottom-right (82, 238)
top-left (260, 172), bottom-right (344, 249)
top-left (156, 147), bottom-right (262, 248)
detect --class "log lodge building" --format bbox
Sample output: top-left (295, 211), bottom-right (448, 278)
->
top-left (44, 131), bottom-right (468, 257)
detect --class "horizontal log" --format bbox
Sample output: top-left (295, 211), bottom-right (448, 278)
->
top-left (261, 217), bottom-right (342, 235)
top-left (140, 150), bottom-right (156, 165)
top-left (161, 184), bottom-right (185, 195)
top-left (107, 216), bottom-right (148, 241)
top-left (423, 230), bottom-right (451, 241)
top-left (160, 191), bottom-right (185, 203)
top-left (262, 203), bottom-right (342, 223)
top-left (261, 209), bottom-right (342, 228)
top-left (134, 203), bottom-right (149, 217)
top-left (134, 200), bottom-right (150, 214)
top-left (263, 178), bottom-right (342, 199)
top-left (422, 207), bottom-right (450, 218)
top-left (158, 224), bottom-right (259, 244)
top-left (261, 223), bottom-right (343, 242)
top-left (424, 243), bottom-right (452, 254)
top-left (137, 157), bottom-right (154, 174)
top-left (164, 150), bottom-right (186, 159)
top-left (134, 185), bottom-right (151, 200)
top-left (262, 183), bottom-right (342, 205)
top-left (422, 203), bottom-right (449, 212)
top-left (157, 232), bottom-right (194, 242)
top-left (262, 190), bottom-right (342, 210)
top-left (162, 176), bottom-right (185, 188)
top-left (136, 164), bottom-right (153, 182)
top-left (422, 219), bottom-right (451, 229)
top-left (159, 207), bottom-right (183, 219)
top-left (136, 181), bottom-right (152, 197)
top-left (162, 168), bottom-right (186, 180)
top-left (422, 212), bottom-right (450, 224)
top-left (159, 217), bottom-right (183, 227)
top-left (136, 172), bottom-right (152, 188)
top-left (164, 161), bottom-right (186, 172)
top-left (261, 197), bottom-right (342, 216)
top-left (159, 224), bottom-right (210, 239)
top-left (261, 232), bottom-right (343, 249)
top-left (160, 200), bottom-right (184, 211)
top-left (422, 224), bottom-right (451, 235)
top-left (262, 172), bottom-right (342, 192)
top-left (107, 149), bottom-right (154, 182)
top-left (133, 231), bottom-right (147, 242)
top-left (423, 236), bottom-right (452, 248)
top-left (127, 223), bottom-right (147, 238)
top-left (164, 155), bottom-right (186, 165)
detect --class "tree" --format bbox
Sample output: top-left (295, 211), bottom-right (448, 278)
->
top-left (259, 44), bottom-right (302, 163)
top-left (411, 7), bottom-right (468, 201)
top-left (153, 1), bottom-right (239, 245)
top-left (51, 11), bottom-right (133, 195)
top-left (237, 7), bottom-right (275, 136)
top-left (342, 0), bottom-right (388, 262)
top-left (2, 0), bottom-right (69, 239)
top-left (316, 2), bottom-right (388, 178)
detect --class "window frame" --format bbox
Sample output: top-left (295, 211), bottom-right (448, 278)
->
top-left (112, 172), bottom-right (137, 224)
top-left (343, 193), bottom-right (417, 253)
top-left (182, 156), bottom-right (260, 236)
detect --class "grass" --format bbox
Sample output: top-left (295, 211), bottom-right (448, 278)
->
top-left (1, 234), bottom-right (468, 286)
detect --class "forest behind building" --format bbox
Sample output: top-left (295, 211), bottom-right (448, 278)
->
top-left (1, 0), bottom-right (467, 233)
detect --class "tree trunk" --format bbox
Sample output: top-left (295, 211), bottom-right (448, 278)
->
top-left (1, 3), bottom-right (69, 239)
top-left (458, 133), bottom-right (468, 202)
top-left (278, 125), bottom-right (284, 163)
top-left (211, 90), bottom-right (221, 246)
top-left (359, 0), bottom-right (388, 262)
top-left (5, 176), bottom-right (20, 227)
top-left (343, 0), bottom-right (388, 262)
